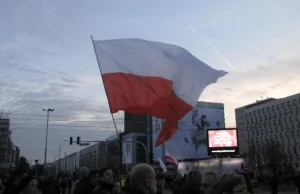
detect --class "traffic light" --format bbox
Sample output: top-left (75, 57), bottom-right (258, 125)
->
top-left (77, 137), bottom-right (80, 145)
top-left (69, 137), bottom-right (73, 145)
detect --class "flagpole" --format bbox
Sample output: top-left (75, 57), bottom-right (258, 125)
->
top-left (90, 36), bottom-right (129, 174)
top-left (90, 36), bottom-right (119, 135)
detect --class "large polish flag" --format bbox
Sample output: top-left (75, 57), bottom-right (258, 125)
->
top-left (92, 38), bottom-right (227, 146)
top-left (164, 150), bottom-right (178, 166)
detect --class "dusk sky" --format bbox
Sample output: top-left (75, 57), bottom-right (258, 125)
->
top-left (0, 0), bottom-right (300, 163)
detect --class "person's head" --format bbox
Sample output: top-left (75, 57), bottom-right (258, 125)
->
top-left (18, 175), bottom-right (38, 194)
top-left (208, 173), bottom-right (247, 194)
top-left (130, 163), bottom-right (156, 194)
top-left (201, 172), bottom-right (217, 194)
top-left (113, 181), bottom-right (121, 194)
top-left (155, 171), bottom-right (166, 190)
top-left (88, 169), bottom-right (99, 186)
top-left (79, 167), bottom-right (89, 180)
top-left (185, 170), bottom-right (202, 190)
top-left (99, 167), bottom-right (113, 184)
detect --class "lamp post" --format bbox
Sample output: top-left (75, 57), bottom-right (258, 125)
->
top-left (43, 108), bottom-right (54, 168)
top-left (58, 140), bottom-right (68, 172)
top-left (34, 159), bottom-right (39, 178)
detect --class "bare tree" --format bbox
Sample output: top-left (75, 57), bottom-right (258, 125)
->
top-left (260, 140), bottom-right (286, 174)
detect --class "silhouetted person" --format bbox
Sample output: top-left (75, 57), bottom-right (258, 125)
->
top-left (68, 178), bottom-right (72, 193)
top-left (92, 167), bottom-right (114, 194)
top-left (126, 163), bottom-right (157, 194)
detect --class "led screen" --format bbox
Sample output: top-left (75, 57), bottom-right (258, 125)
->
top-left (208, 129), bottom-right (237, 148)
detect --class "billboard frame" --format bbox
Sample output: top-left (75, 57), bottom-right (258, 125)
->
top-left (206, 128), bottom-right (239, 156)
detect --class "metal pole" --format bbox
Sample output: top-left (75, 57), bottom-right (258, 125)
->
top-left (147, 114), bottom-right (151, 164)
top-left (91, 36), bottom-right (124, 175)
top-left (161, 143), bottom-right (164, 160)
top-left (59, 142), bottom-right (61, 172)
top-left (196, 149), bottom-right (199, 170)
top-left (105, 139), bottom-right (108, 166)
top-left (44, 110), bottom-right (50, 166)
top-left (161, 121), bottom-right (165, 161)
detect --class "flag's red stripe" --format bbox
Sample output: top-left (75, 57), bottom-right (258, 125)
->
top-left (164, 156), bottom-right (177, 165)
top-left (102, 72), bottom-right (193, 145)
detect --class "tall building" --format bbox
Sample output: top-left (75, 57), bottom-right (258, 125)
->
top-left (47, 162), bottom-right (56, 177)
top-left (235, 93), bottom-right (300, 170)
top-left (152, 101), bottom-right (225, 161)
top-left (0, 116), bottom-right (17, 174)
top-left (106, 135), bottom-right (120, 170)
top-left (11, 144), bottom-right (19, 166)
top-left (64, 152), bottom-right (80, 174)
top-left (79, 142), bottom-right (106, 170)
top-left (55, 158), bottom-right (65, 174)
top-left (124, 112), bottom-right (152, 164)
top-left (124, 112), bottom-right (151, 133)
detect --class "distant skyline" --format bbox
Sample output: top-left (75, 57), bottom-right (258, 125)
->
top-left (1, 0), bottom-right (300, 163)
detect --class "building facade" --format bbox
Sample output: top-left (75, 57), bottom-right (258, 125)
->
top-left (124, 112), bottom-right (152, 163)
top-left (55, 157), bottom-right (65, 174)
top-left (124, 112), bottom-right (151, 133)
top-left (79, 142), bottom-right (107, 170)
top-left (152, 101), bottom-right (225, 161)
top-left (0, 116), bottom-right (19, 174)
top-left (64, 152), bottom-right (80, 174)
top-left (47, 162), bottom-right (56, 177)
top-left (106, 135), bottom-right (120, 171)
top-left (235, 93), bottom-right (300, 170)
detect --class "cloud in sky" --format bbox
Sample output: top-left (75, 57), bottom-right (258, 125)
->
top-left (0, 0), bottom-right (299, 162)
top-left (201, 58), bottom-right (300, 127)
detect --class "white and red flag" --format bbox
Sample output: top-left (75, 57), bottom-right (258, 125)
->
top-left (164, 150), bottom-right (178, 165)
top-left (92, 38), bottom-right (227, 146)
top-left (158, 157), bottom-right (168, 173)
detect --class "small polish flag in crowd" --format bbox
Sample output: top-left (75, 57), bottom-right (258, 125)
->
top-left (164, 150), bottom-right (178, 165)
top-left (158, 157), bottom-right (167, 173)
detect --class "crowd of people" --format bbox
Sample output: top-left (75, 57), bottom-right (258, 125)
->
top-left (1, 157), bottom-right (300, 194)
top-left (0, 161), bottom-right (250, 194)
top-left (68, 164), bottom-right (250, 194)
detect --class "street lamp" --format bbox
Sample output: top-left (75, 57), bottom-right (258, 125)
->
top-left (34, 159), bottom-right (39, 178)
top-left (59, 140), bottom-right (68, 172)
top-left (43, 108), bottom-right (54, 168)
